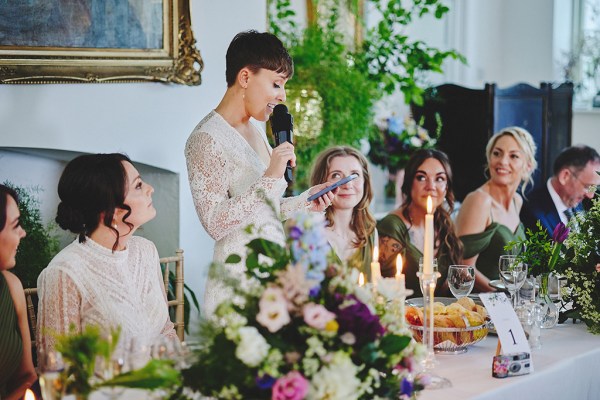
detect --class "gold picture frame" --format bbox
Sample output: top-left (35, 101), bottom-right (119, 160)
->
top-left (0, 0), bottom-right (203, 85)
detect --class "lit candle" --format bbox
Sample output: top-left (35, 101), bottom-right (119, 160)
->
top-left (371, 245), bottom-right (381, 285)
top-left (395, 254), bottom-right (405, 290)
top-left (423, 195), bottom-right (434, 275)
top-left (358, 272), bottom-right (365, 287)
top-left (24, 389), bottom-right (35, 400)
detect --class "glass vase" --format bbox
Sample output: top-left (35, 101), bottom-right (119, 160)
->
top-left (537, 273), bottom-right (559, 329)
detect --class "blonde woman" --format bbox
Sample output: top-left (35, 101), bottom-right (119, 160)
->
top-left (456, 127), bottom-right (537, 291)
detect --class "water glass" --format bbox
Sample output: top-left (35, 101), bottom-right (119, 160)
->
top-left (38, 350), bottom-right (65, 400)
top-left (498, 255), bottom-right (528, 308)
top-left (447, 265), bottom-right (475, 298)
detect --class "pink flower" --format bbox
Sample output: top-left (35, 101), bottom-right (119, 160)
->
top-left (272, 371), bottom-right (309, 400)
top-left (302, 303), bottom-right (336, 330)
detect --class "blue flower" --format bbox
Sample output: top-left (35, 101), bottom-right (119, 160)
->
top-left (400, 377), bottom-right (414, 396)
top-left (256, 374), bottom-right (276, 390)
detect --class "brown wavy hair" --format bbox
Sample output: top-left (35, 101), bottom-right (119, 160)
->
top-left (400, 149), bottom-right (463, 264)
top-left (310, 146), bottom-right (376, 249)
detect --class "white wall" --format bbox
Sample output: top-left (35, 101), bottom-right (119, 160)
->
top-left (0, 0), bottom-right (268, 311)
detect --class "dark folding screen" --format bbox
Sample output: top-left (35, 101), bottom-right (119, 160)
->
top-left (412, 82), bottom-right (573, 201)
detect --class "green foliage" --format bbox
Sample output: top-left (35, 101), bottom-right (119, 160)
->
top-left (560, 197), bottom-right (600, 332)
top-left (506, 221), bottom-right (563, 277)
top-left (55, 325), bottom-right (120, 397)
top-left (268, 0), bottom-right (465, 189)
top-left (3, 181), bottom-right (59, 288)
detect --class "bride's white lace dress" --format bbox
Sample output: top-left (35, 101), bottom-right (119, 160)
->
top-left (37, 236), bottom-right (176, 355)
top-left (185, 110), bottom-right (309, 316)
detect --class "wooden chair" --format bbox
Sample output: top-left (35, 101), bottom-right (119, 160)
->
top-left (160, 249), bottom-right (185, 341)
top-left (23, 287), bottom-right (38, 355)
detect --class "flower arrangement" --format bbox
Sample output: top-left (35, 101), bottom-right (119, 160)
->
top-left (561, 197), bottom-right (600, 334)
top-left (507, 221), bottom-right (570, 278)
top-left (368, 114), bottom-right (440, 174)
top-left (182, 212), bottom-right (427, 400)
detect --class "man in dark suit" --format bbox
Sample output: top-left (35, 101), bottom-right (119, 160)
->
top-left (521, 145), bottom-right (600, 234)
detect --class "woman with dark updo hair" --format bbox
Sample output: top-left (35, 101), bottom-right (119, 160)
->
top-left (377, 149), bottom-right (463, 297)
top-left (37, 153), bottom-right (176, 357)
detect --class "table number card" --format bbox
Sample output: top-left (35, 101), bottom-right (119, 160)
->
top-left (479, 293), bottom-right (531, 354)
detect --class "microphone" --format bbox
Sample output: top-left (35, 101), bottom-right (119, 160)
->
top-left (270, 104), bottom-right (294, 183)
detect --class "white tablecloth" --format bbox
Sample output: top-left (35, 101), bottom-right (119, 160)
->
top-left (419, 321), bottom-right (600, 400)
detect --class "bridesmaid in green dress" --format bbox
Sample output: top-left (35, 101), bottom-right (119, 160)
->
top-left (0, 184), bottom-right (36, 400)
top-left (378, 149), bottom-right (463, 297)
top-left (310, 146), bottom-right (377, 279)
top-left (456, 127), bottom-right (537, 291)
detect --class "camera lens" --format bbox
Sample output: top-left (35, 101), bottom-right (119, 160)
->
top-left (509, 362), bottom-right (521, 373)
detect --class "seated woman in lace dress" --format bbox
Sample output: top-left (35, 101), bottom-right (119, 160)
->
top-left (377, 149), bottom-right (463, 297)
top-left (37, 153), bottom-right (176, 356)
top-left (456, 127), bottom-right (536, 291)
top-left (185, 30), bottom-right (334, 315)
top-left (0, 185), bottom-right (36, 400)
top-left (310, 146), bottom-right (377, 278)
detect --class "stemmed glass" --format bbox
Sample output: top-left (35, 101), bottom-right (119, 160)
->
top-left (498, 255), bottom-right (528, 308)
top-left (38, 350), bottom-right (65, 400)
top-left (447, 265), bottom-right (475, 299)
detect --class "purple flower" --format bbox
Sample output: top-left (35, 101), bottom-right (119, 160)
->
top-left (289, 226), bottom-right (303, 240)
top-left (256, 374), bottom-right (276, 390)
top-left (552, 222), bottom-right (570, 243)
top-left (309, 285), bottom-right (321, 299)
top-left (400, 377), bottom-right (414, 396)
top-left (272, 371), bottom-right (309, 400)
top-left (334, 295), bottom-right (385, 346)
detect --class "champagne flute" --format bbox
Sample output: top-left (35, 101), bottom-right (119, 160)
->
top-left (38, 349), bottom-right (65, 400)
top-left (447, 265), bottom-right (475, 299)
top-left (498, 255), bottom-right (528, 308)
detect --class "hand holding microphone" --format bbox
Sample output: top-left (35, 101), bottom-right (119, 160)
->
top-left (268, 104), bottom-right (294, 182)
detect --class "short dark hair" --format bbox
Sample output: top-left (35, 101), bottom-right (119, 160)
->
top-left (225, 30), bottom-right (293, 87)
top-left (55, 153), bottom-right (134, 251)
top-left (0, 184), bottom-right (19, 231)
top-left (553, 145), bottom-right (600, 175)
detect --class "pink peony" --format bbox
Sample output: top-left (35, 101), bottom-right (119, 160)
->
top-left (272, 371), bottom-right (309, 400)
top-left (303, 303), bottom-right (336, 330)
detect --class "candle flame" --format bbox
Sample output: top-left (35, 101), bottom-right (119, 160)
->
top-left (358, 272), bottom-right (365, 287)
top-left (426, 195), bottom-right (432, 214)
top-left (24, 389), bottom-right (35, 400)
top-left (373, 245), bottom-right (379, 262)
top-left (396, 254), bottom-right (403, 276)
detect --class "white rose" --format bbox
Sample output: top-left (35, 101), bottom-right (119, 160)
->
top-left (235, 326), bottom-right (270, 367)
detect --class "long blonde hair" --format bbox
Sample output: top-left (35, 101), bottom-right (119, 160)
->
top-left (310, 146), bottom-right (376, 249)
top-left (485, 126), bottom-right (537, 193)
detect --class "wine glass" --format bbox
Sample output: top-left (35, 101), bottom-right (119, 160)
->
top-left (38, 349), bottom-right (65, 400)
top-left (447, 265), bottom-right (475, 299)
top-left (498, 255), bottom-right (528, 308)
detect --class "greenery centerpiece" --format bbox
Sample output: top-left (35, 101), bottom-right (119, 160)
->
top-left (268, 0), bottom-right (464, 190)
top-left (561, 196), bottom-right (600, 334)
top-left (51, 325), bottom-right (181, 400)
top-left (181, 212), bottom-right (427, 399)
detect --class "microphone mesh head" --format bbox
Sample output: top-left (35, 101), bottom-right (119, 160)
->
top-left (271, 104), bottom-right (289, 132)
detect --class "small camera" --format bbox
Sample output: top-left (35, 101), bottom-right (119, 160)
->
top-left (492, 352), bottom-right (531, 378)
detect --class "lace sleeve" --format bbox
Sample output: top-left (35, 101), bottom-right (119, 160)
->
top-left (185, 131), bottom-right (287, 241)
top-left (280, 189), bottom-right (310, 220)
top-left (37, 268), bottom-right (82, 356)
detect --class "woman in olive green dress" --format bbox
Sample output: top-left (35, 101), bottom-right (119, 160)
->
top-left (378, 149), bottom-right (463, 297)
top-left (310, 146), bottom-right (377, 279)
top-left (456, 127), bottom-right (537, 291)
top-left (0, 184), bottom-right (36, 400)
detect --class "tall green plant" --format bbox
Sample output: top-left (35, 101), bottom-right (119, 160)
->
top-left (4, 181), bottom-right (59, 288)
top-left (268, 0), bottom-right (465, 189)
